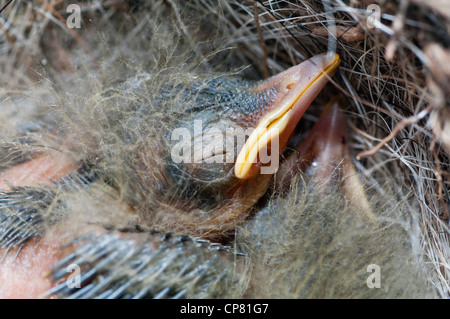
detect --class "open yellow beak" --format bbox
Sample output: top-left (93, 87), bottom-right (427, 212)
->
top-left (234, 52), bottom-right (340, 180)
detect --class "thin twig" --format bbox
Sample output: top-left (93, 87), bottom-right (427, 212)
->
top-left (430, 140), bottom-right (450, 221)
top-left (0, 0), bottom-right (14, 15)
top-left (356, 106), bottom-right (431, 160)
top-left (252, 1), bottom-right (269, 78)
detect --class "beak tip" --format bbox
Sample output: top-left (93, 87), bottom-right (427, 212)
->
top-left (234, 52), bottom-right (341, 180)
top-left (325, 52), bottom-right (340, 73)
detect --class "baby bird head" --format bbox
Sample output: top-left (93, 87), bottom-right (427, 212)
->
top-left (125, 53), bottom-right (340, 238)
top-left (160, 53), bottom-right (340, 200)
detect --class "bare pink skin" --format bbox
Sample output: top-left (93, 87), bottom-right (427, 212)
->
top-left (0, 152), bottom-right (79, 298)
top-left (0, 236), bottom-right (62, 298)
top-left (0, 152), bottom-right (78, 191)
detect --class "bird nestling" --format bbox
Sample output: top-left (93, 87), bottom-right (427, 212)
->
top-left (0, 48), bottom-right (340, 297)
top-left (0, 0), bottom-right (438, 298)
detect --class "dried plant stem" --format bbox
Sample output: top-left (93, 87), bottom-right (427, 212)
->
top-left (430, 140), bottom-right (450, 221)
top-left (356, 107), bottom-right (431, 160)
top-left (252, 1), bottom-right (269, 78)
